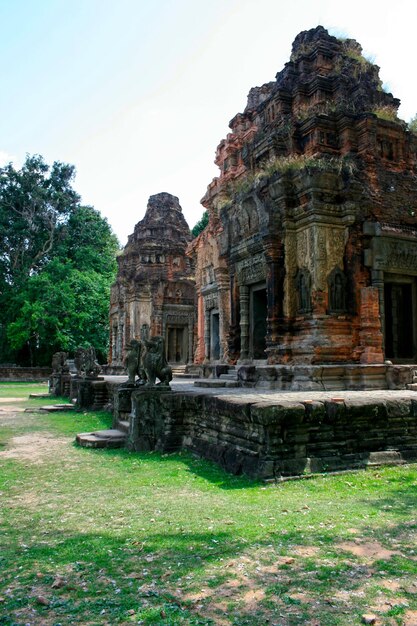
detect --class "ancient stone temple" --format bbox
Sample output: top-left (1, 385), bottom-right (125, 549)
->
top-left (109, 193), bottom-right (195, 367)
top-left (188, 26), bottom-right (417, 381)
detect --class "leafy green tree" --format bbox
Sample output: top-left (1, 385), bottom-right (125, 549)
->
top-left (0, 154), bottom-right (80, 288)
top-left (7, 260), bottom-right (113, 365)
top-left (191, 210), bottom-right (209, 237)
top-left (409, 114), bottom-right (417, 134)
top-left (0, 155), bottom-right (119, 366)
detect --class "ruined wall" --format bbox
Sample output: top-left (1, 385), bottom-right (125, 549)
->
top-left (0, 366), bottom-right (51, 381)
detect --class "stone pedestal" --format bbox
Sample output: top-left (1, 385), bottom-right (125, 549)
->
top-left (113, 383), bottom-right (140, 424)
top-left (74, 377), bottom-right (106, 410)
top-left (128, 387), bottom-right (175, 452)
top-left (49, 373), bottom-right (71, 397)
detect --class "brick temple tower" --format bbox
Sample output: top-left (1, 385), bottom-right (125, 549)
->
top-left (188, 26), bottom-right (417, 382)
top-left (109, 193), bottom-right (195, 367)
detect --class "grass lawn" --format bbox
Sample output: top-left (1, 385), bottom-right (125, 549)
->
top-left (0, 382), bottom-right (417, 625)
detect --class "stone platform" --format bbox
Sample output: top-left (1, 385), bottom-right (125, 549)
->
top-left (74, 376), bottom-right (417, 480)
top-left (168, 384), bottom-right (417, 479)
top-left (191, 363), bottom-right (417, 391)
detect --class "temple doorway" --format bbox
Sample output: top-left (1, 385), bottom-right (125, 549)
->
top-left (384, 280), bottom-right (415, 361)
top-left (210, 311), bottom-right (220, 360)
top-left (250, 285), bottom-right (267, 359)
top-left (166, 326), bottom-right (187, 363)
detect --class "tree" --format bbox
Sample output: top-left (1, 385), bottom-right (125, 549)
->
top-left (0, 155), bottom-right (119, 366)
top-left (6, 260), bottom-right (114, 365)
top-left (0, 154), bottom-right (80, 288)
top-left (409, 114), bottom-right (417, 134)
top-left (191, 210), bottom-right (209, 238)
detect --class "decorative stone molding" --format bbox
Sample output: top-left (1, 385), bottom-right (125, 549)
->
top-left (236, 253), bottom-right (266, 286)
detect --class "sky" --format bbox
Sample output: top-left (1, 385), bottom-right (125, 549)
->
top-left (1, 0), bottom-right (417, 245)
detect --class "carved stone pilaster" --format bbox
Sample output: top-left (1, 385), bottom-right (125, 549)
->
top-left (215, 267), bottom-right (230, 362)
top-left (204, 310), bottom-right (210, 361)
top-left (239, 285), bottom-right (250, 361)
top-left (264, 239), bottom-right (285, 347)
top-left (371, 269), bottom-right (385, 352)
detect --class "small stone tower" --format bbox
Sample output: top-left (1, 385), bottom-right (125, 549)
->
top-left (109, 193), bottom-right (195, 367)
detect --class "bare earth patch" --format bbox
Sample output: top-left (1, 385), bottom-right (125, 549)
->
top-left (404, 610), bottom-right (417, 626)
top-left (0, 432), bottom-right (69, 464)
top-left (293, 545), bottom-right (320, 557)
top-left (0, 405), bottom-right (26, 414)
top-left (338, 540), bottom-right (400, 560)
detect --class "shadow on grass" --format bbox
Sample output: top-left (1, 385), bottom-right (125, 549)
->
top-left (75, 444), bottom-right (259, 490)
top-left (359, 470), bottom-right (417, 521)
top-left (2, 520), bottom-right (416, 626)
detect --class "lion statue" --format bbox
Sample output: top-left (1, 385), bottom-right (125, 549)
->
top-left (124, 339), bottom-right (145, 385)
top-left (142, 335), bottom-right (172, 387)
top-left (74, 346), bottom-right (101, 378)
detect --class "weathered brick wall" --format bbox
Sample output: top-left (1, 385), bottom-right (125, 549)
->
top-left (0, 366), bottom-right (51, 381)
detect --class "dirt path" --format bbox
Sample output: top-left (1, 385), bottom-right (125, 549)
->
top-left (0, 403), bottom-right (69, 463)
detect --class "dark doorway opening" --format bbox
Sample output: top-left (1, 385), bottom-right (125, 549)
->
top-left (210, 311), bottom-right (220, 360)
top-left (251, 287), bottom-right (267, 359)
top-left (384, 283), bottom-right (414, 360)
top-left (166, 327), bottom-right (185, 363)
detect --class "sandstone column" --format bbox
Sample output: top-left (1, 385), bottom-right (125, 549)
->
top-left (215, 267), bottom-right (230, 362)
top-left (371, 269), bottom-right (385, 353)
top-left (264, 240), bottom-right (285, 350)
top-left (204, 307), bottom-right (210, 361)
top-left (239, 285), bottom-right (249, 361)
top-left (187, 320), bottom-right (194, 364)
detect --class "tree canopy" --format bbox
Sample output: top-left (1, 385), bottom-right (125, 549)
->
top-left (0, 155), bottom-right (119, 366)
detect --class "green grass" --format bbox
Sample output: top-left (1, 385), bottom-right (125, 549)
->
top-left (1, 383), bottom-right (417, 625)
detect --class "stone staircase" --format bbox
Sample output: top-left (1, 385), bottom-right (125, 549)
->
top-left (171, 364), bottom-right (195, 379)
top-left (193, 366), bottom-right (240, 389)
top-left (76, 414), bottom-right (129, 449)
top-left (76, 428), bottom-right (127, 448)
top-left (406, 369), bottom-right (417, 390)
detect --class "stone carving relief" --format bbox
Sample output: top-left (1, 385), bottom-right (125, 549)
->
top-left (203, 265), bottom-right (215, 286)
top-left (296, 229), bottom-right (309, 269)
top-left (328, 267), bottom-right (347, 314)
top-left (295, 268), bottom-right (312, 314)
top-left (165, 313), bottom-right (193, 325)
top-left (372, 239), bottom-right (417, 274)
top-left (236, 253), bottom-right (266, 285)
top-left (284, 230), bottom-right (297, 316)
top-left (295, 225), bottom-right (346, 291)
top-left (204, 293), bottom-right (219, 312)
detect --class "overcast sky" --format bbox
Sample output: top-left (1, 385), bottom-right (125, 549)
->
top-left (1, 0), bottom-right (417, 244)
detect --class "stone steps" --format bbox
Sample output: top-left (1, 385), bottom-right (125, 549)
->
top-left (194, 379), bottom-right (240, 388)
top-left (26, 403), bottom-right (76, 413)
top-left (173, 373), bottom-right (195, 378)
top-left (29, 393), bottom-right (51, 399)
top-left (114, 419), bottom-right (129, 433)
top-left (194, 365), bottom-right (240, 389)
top-left (76, 428), bottom-right (127, 449)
